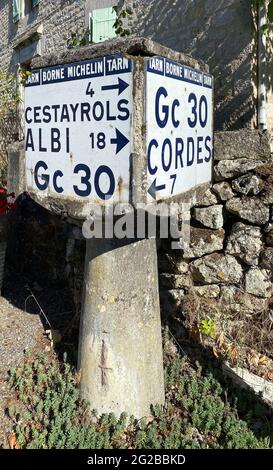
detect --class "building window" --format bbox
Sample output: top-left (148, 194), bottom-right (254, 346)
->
top-left (12, 0), bottom-right (20, 22)
top-left (13, 0), bottom-right (40, 23)
top-left (90, 7), bottom-right (117, 43)
top-left (24, 0), bottom-right (39, 16)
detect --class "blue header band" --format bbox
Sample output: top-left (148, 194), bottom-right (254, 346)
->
top-left (25, 54), bottom-right (133, 87)
top-left (146, 56), bottom-right (213, 88)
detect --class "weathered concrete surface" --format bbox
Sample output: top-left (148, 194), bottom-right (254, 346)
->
top-left (78, 237), bottom-right (165, 418)
top-left (7, 142), bottom-right (26, 197)
top-left (31, 36), bottom-right (208, 71)
top-left (7, 140), bottom-right (93, 218)
top-left (223, 363), bottom-right (273, 407)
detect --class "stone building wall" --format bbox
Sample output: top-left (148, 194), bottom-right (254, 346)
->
top-left (0, 1), bottom-right (271, 149)
top-left (265, 30), bottom-right (273, 149)
top-left (0, 0), bottom-right (87, 181)
top-left (127, 0), bottom-right (257, 131)
top-left (0, 0), bottom-right (262, 131)
top-left (0, 0), bottom-right (86, 72)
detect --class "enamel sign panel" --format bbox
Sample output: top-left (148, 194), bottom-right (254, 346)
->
top-left (145, 56), bottom-right (213, 201)
top-left (24, 54), bottom-right (133, 204)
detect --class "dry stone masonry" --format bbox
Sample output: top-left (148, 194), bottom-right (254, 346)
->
top-left (159, 128), bottom-right (273, 319)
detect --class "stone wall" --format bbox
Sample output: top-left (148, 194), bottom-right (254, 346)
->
top-left (159, 129), bottom-right (273, 330)
top-left (265, 30), bottom-right (273, 149)
top-left (0, 0), bottom-right (259, 130)
top-left (6, 129), bottom-right (273, 332)
top-left (0, 0), bottom-right (267, 147)
top-left (0, 0), bottom-right (86, 72)
top-left (0, 0), bottom-right (87, 182)
top-left (127, 0), bottom-right (257, 131)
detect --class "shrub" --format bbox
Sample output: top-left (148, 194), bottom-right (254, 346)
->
top-left (6, 351), bottom-right (270, 449)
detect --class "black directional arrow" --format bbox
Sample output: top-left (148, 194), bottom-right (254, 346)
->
top-left (148, 179), bottom-right (166, 199)
top-left (101, 78), bottom-right (129, 95)
top-left (111, 128), bottom-right (129, 154)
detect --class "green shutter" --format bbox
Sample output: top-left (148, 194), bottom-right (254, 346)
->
top-left (13, 0), bottom-right (20, 23)
top-left (91, 7), bottom-right (117, 43)
top-left (32, 0), bottom-right (40, 7)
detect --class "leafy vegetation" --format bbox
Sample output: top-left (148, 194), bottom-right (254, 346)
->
top-left (113, 5), bottom-right (133, 37)
top-left (199, 317), bottom-right (216, 340)
top-left (5, 346), bottom-right (272, 449)
top-left (0, 70), bottom-right (21, 181)
top-left (254, 0), bottom-right (273, 35)
top-left (66, 29), bottom-right (91, 49)
top-left (67, 4), bottom-right (133, 49)
top-left (258, 0), bottom-right (273, 22)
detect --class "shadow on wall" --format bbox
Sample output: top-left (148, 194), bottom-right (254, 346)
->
top-left (131, 0), bottom-right (257, 130)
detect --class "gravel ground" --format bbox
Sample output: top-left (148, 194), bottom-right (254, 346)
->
top-left (0, 296), bottom-right (46, 448)
top-left (0, 270), bottom-right (77, 449)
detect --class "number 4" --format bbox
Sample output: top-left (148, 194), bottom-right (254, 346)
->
top-left (86, 82), bottom-right (95, 97)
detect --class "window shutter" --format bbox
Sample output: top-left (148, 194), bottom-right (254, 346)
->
top-left (91, 7), bottom-right (117, 43)
top-left (12, 0), bottom-right (20, 23)
top-left (32, 0), bottom-right (40, 7)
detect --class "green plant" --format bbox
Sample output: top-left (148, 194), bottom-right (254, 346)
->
top-left (5, 348), bottom-right (271, 449)
top-left (66, 4), bottom-right (134, 50)
top-left (18, 67), bottom-right (32, 86)
top-left (67, 29), bottom-right (91, 49)
top-left (253, 0), bottom-right (273, 35)
top-left (113, 4), bottom-right (133, 37)
top-left (0, 70), bottom-right (21, 181)
top-left (199, 317), bottom-right (216, 339)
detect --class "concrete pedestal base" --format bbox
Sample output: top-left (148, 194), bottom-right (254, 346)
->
top-left (78, 237), bottom-right (165, 418)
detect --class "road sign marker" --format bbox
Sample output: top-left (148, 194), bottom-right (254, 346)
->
top-left (101, 77), bottom-right (129, 95)
top-left (110, 128), bottom-right (129, 154)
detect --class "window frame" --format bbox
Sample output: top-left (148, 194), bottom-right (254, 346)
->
top-left (90, 6), bottom-right (117, 44)
top-left (13, 0), bottom-right (40, 23)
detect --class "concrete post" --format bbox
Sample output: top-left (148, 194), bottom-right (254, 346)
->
top-left (78, 236), bottom-right (165, 418)
top-left (18, 37), bottom-right (212, 418)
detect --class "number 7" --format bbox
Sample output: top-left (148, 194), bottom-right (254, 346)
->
top-left (170, 174), bottom-right (177, 194)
